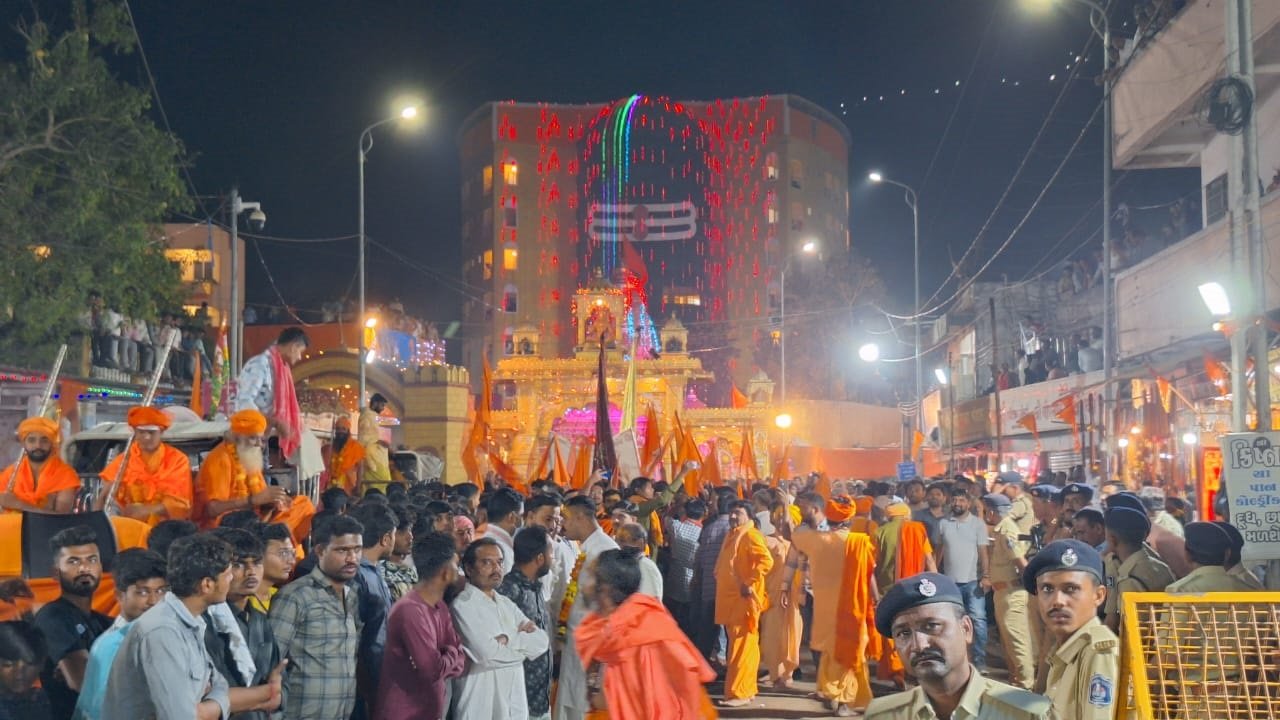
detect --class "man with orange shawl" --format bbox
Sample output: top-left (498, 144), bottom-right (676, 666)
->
top-left (98, 407), bottom-right (192, 526)
top-left (0, 417), bottom-right (80, 513)
top-left (713, 499), bottom-right (773, 708)
top-left (760, 503), bottom-right (803, 690)
top-left (577, 548), bottom-right (717, 720)
top-left (850, 495), bottom-right (878, 535)
top-left (194, 409), bottom-right (316, 543)
top-left (870, 499), bottom-right (936, 687)
top-left (779, 492), bottom-right (878, 717)
top-left (326, 416), bottom-right (364, 491)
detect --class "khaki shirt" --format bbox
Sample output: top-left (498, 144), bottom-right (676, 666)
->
top-left (989, 516), bottom-right (1028, 586)
top-left (865, 665), bottom-right (1052, 719)
top-left (357, 407), bottom-right (391, 482)
top-left (1009, 494), bottom-right (1036, 535)
top-left (1167, 565), bottom-right (1256, 594)
top-left (1103, 545), bottom-right (1176, 624)
top-left (1044, 617), bottom-right (1119, 720)
top-left (1162, 565), bottom-right (1256, 682)
top-left (1229, 562), bottom-right (1264, 589)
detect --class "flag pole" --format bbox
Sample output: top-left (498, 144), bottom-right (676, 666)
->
top-left (5, 344), bottom-right (68, 493)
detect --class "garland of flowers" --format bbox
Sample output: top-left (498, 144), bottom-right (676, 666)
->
top-left (559, 552), bottom-right (587, 638)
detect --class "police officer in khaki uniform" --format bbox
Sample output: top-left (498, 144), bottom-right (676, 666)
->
top-left (1217, 521), bottom-right (1264, 589)
top-left (866, 572), bottom-right (1051, 720)
top-left (1004, 478), bottom-right (1036, 535)
top-left (1102, 506), bottom-right (1175, 633)
top-left (1026, 539), bottom-right (1119, 720)
top-left (980, 493), bottom-right (1035, 689)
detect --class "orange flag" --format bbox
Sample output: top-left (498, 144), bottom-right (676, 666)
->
top-left (572, 440), bottom-right (593, 490)
top-left (461, 356), bottom-right (494, 483)
top-left (1156, 376), bottom-right (1173, 413)
top-left (1053, 396), bottom-right (1081, 452)
top-left (702, 440), bottom-right (723, 487)
top-left (677, 426), bottom-right (705, 497)
top-left (814, 471), bottom-right (832, 502)
top-left (1204, 352), bottom-right (1229, 394)
top-left (738, 427), bottom-right (759, 481)
top-left (731, 384), bottom-right (749, 409)
top-left (911, 430), bottom-right (925, 462)
top-left (1016, 413), bottom-right (1041, 452)
top-left (771, 442), bottom-right (792, 488)
top-left (531, 441), bottom-right (553, 483)
top-left (642, 404), bottom-right (662, 470)
top-left (489, 448), bottom-right (528, 495)
top-left (189, 351), bottom-right (204, 419)
top-left (552, 440), bottom-right (571, 489)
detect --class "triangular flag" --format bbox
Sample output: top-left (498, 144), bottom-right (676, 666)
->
top-left (592, 333), bottom-right (619, 473)
top-left (1204, 352), bottom-right (1229, 395)
top-left (488, 447), bottom-right (527, 495)
top-left (702, 439), bottom-right (723, 487)
top-left (462, 355), bottom-right (493, 483)
top-left (772, 442), bottom-right (792, 488)
top-left (531, 441), bottom-right (553, 483)
top-left (642, 404), bottom-right (662, 471)
top-left (621, 338), bottom-right (638, 432)
top-left (572, 440), bottom-right (593, 490)
top-left (552, 437), bottom-right (571, 489)
top-left (1156, 376), bottom-right (1172, 414)
top-left (738, 427), bottom-right (759, 481)
top-left (911, 430), bottom-right (925, 463)
top-left (1053, 396), bottom-right (1082, 452)
top-left (731, 384), bottom-right (749, 409)
top-left (677, 425), bottom-right (705, 497)
top-left (1016, 413), bottom-right (1041, 452)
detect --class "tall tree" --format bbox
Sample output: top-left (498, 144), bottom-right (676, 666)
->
top-left (0, 0), bottom-right (189, 365)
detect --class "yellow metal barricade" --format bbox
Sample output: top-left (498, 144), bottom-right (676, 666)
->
top-left (1119, 591), bottom-right (1280, 719)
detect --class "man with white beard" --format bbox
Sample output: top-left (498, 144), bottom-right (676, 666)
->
top-left (194, 409), bottom-right (316, 543)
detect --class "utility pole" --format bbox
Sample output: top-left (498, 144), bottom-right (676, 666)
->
top-left (990, 298), bottom-right (1003, 469)
top-left (228, 187), bottom-right (241, 374)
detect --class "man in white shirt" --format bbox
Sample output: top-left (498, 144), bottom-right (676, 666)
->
top-left (613, 523), bottom-right (663, 599)
top-left (553, 496), bottom-right (618, 720)
top-left (452, 537), bottom-right (549, 720)
top-left (480, 488), bottom-right (524, 575)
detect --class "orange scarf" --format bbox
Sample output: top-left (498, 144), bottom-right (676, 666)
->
top-left (1, 456), bottom-right (80, 510)
top-left (577, 594), bottom-right (717, 720)
top-left (834, 530), bottom-right (877, 668)
top-left (101, 443), bottom-right (192, 523)
top-left (896, 520), bottom-right (930, 580)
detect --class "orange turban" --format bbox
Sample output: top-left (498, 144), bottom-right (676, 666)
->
top-left (127, 406), bottom-right (171, 431)
top-left (17, 417), bottom-right (59, 443)
top-left (826, 495), bottom-right (855, 523)
top-left (335, 416), bottom-right (352, 430)
top-left (854, 496), bottom-right (874, 515)
top-left (886, 502), bottom-right (911, 519)
top-left (230, 409), bottom-right (268, 436)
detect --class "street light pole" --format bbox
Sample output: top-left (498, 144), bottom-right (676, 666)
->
top-left (357, 104), bottom-right (419, 407)
top-left (227, 188), bottom-right (263, 375)
top-left (778, 240), bottom-right (817, 403)
top-left (869, 173), bottom-right (922, 453)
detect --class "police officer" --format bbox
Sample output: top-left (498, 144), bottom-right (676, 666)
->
top-left (1102, 506), bottom-right (1175, 633)
top-left (1026, 539), bottom-right (1119, 719)
top-left (1168, 522), bottom-right (1257, 593)
top-left (1003, 477), bottom-right (1036, 535)
top-left (1025, 485), bottom-right (1062, 557)
top-left (1216, 521), bottom-right (1263, 589)
top-left (866, 572), bottom-right (1051, 719)
top-left (980, 493), bottom-right (1035, 689)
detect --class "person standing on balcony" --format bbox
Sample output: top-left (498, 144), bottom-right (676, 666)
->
top-left (234, 327), bottom-right (308, 462)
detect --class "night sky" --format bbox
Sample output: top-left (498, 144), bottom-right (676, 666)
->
top-left (111, 0), bottom-right (1195, 329)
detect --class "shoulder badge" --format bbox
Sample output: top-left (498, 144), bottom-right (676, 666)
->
top-left (1094, 639), bottom-right (1117, 652)
top-left (1088, 673), bottom-right (1114, 706)
top-left (1061, 548), bottom-right (1078, 567)
top-left (918, 578), bottom-right (937, 598)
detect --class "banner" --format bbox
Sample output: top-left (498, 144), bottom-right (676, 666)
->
top-left (612, 429), bottom-right (642, 485)
top-left (1220, 432), bottom-right (1280, 561)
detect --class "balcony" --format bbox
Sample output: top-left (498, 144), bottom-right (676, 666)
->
top-left (1112, 0), bottom-right (1280, 169)
top-left (1115, 188), bottom-right (1280, 360)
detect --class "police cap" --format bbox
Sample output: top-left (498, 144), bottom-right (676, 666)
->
top-left (874, 572), bottom-right (965, 638)
top-left (1061, 483), bottom-right (1095, 503)
top-left (1023, 539), bottom-right (1105, 594)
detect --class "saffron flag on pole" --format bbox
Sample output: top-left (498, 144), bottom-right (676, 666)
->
top-left (1016, 413), bottom-right (1041, 452)
top-left (731, 384), bottom-right (749, 409)
top-left (592, 333), bottom-right (619, 474)
top-left (772, 442), bottom-right (792, 488)
top-left (642, 404), bottom-right (661, 470)
top-left (621, 338), bottom-right (637, 433)
top-left (738, 427), bottom-right (759, 481)
top-left (462, 355), bottom-right (493, 484)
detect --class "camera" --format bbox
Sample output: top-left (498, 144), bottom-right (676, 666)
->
top-left (248, 209), bottom-right (266, 232)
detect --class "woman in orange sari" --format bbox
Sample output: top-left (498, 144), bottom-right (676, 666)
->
top-left (576, 549), bottom-right (718, 720)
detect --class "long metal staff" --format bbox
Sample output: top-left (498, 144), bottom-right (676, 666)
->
top-left (5, 344), bottom-right (68, 493)
top-left (96, 328), bottom-right (177, 514)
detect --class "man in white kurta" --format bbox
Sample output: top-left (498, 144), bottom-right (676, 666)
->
top-left (453, 539), bottom-right (550, 720)
top-left (554, 496), bottom-right (619, 720)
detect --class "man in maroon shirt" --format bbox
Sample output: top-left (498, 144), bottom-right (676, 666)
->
top-left (375, 531), bottom-right (466, 720)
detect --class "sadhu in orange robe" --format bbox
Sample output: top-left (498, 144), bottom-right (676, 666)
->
top-left (100, 443), bottom-right (193, 527)
top-left (0, 455), bottom-right (81, 513)
top-left (577, 592), bottom-right (719, 720)
top-left (195, 441), bottom-right (316, 543)
top-left (871, 506), bottom-right (934, 681)
top-left (328, 437), bottom-right (365, 492)
top-left (714, 522), bottom-right (773, 701)
top-left (760, 528), bottom-right (803, 685)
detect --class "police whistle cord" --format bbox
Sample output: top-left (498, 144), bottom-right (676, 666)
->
top-left (5, 344), bottom-right (68, 494)
top-left (96, 329), bottom-right (178, 515)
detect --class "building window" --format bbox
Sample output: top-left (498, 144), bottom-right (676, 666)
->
top-left (503, 161), bottom-right (518, 186)
top-left (1205, 173), bottom-right (1228, 225)
top-left (503, 196), bottom-right (518, 228)
top-left (483, 250), bottom-right (493, 280)
top-left (766, 192), bottom-right (778, 224)
top-left (503, 326), bottom-right (514, 355)
top-left (764, 152), bottom-right (779, 180)
top-left (503, 243), bottom-right (518, 271)
top-left (789, 160), bottom-right (803, 189)
top-left (662, 289), bottom-right (702, 307)
top-left (502, 283), bottom-right (518, 313)
top-left (482, 165), bottom-right (493, 195)
top-left (165, 249), bottom-right (216, 283)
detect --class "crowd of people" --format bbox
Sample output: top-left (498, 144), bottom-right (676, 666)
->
top-left (0, 391), bottom-right (1267, 718)
top-left (82, 291), bottom-right (212, 383)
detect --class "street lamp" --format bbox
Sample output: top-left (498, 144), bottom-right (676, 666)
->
top-left (227, 188), bottom-right (265, 374)
top-left (358, 100), bottom-right (423, 405)
top-left (774, 413), bottom-right (793, 429)
top-left (1198, 282), bottom-right (1232, 317)
top-left (868, 171), bottom-right (922, 443)
top-left (858, 342), bottom-right (881, 363)
top-left (934, 367), bottom-right (949, 386)
top-left (779, 238), bottom-right (819, 402)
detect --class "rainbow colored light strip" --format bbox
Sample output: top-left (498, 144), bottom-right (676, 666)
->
top-left (600, 94), bottom-right (642, 277)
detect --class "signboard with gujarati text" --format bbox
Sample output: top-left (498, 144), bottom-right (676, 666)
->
top-left (1220, 432), bottom-right (1280, 561)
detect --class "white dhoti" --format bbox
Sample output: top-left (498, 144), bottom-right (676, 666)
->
top-left (553, 627), bottom-right (587, 720)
